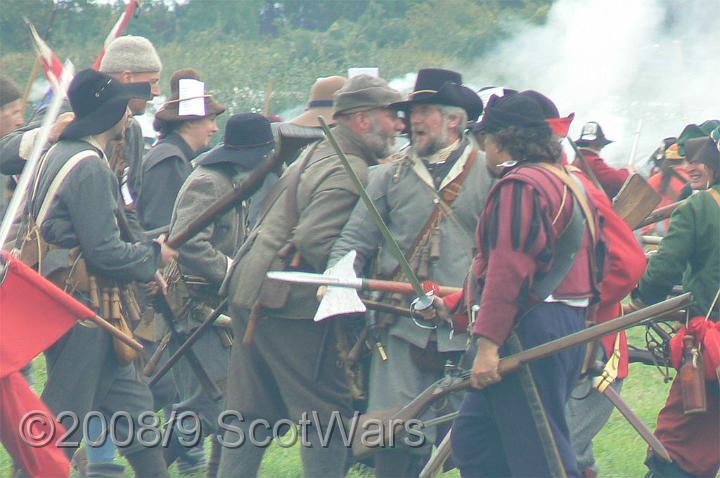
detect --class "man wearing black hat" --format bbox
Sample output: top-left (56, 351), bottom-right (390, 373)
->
top-left (449, 93), bottom-right (604, 477)
top-left (575, 121), bottom-right (630, 198)
top-left (162, 113), bottom-right (276, 475)
top-left (325, 68), bottom-right (493, 476)
top-left (25, 69), bottom-right (176, 477)
top-left (218, 75), bottom-right (403, 478)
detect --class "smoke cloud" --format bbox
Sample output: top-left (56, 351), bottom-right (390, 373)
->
top-left (458, 0), bottom-right (719, 167)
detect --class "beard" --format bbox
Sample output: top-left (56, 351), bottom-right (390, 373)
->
top-left (412, 120), bottom-right (450, 158)
top-left (363, 124), bottom-right (396, 158)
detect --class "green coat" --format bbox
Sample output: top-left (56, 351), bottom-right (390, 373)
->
top-left (637, 181), bottom-right (720, 317)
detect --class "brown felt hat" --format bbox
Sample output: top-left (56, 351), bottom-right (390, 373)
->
top-left (289, 76), bottom-right (347, 128)
top-left (154, 69), bottom-right (225, 122)
top-left (333, 74), bottom-right (402, 118)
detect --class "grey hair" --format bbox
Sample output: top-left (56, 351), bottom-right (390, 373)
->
top-left (438, 105), bottom-right (467, 135)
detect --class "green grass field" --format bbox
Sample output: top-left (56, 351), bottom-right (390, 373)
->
top-left (1, 328), bottom-right (671, 477)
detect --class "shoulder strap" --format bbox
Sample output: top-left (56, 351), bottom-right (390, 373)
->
top-left (285, 141), bottom-right (323, 228)
top-left (35, 149), bottom-right (98, 226)
top-left (389, 147), bottom-right (479, 280)
top-left (533, 163), bottom-right (598, 245)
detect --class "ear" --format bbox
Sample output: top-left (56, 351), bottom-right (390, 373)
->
top-left (446, 112), bottom-right (461, 131)
top-left (119, 71), bottom-right (134, 83)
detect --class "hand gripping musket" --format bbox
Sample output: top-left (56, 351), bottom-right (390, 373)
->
top-left (122, 147), bottom-right (284, 398)
top-left (350, 293), bottom-right (692, 458)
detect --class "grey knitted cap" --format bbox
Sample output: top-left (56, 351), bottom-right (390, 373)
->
top-left (99, 36), bottom-right (162, 74)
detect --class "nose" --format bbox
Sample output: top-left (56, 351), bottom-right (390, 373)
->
top-left (151, 83), bottom-right (161, 97)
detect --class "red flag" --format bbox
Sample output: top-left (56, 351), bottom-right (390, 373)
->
top-left (26, 21), bottom-right (65, 96)
top-left (93, 0), bottom-right (140, 70)
top-left (0, 372), bottom-right (70, 478)
top-left (0, 251), bottom-right (101, 476)
top-left (0, 251), bottom-right (91, 378)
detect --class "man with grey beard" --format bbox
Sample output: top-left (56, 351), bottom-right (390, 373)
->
top-left (325, 68), bottom-right (493, 477)
top-left (218, 75), bottom-right (403, 478)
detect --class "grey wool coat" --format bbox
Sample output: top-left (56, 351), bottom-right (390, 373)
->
top-left (327, 137), bottom-right (494, 352)
top-left (169, 163), bottom-right (246, 286)
top-left (225, 124), bottom-right (381, 320)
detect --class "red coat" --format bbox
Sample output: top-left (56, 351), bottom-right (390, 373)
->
top-left (466, 164), bottom-right (602, 346)
top-left (641, 166), bottom-right (690, 235)
top-left (578, 148), bottom-right (630, 198)
top-left (574, 170), bottom-right (646, 379)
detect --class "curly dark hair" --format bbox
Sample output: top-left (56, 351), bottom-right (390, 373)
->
top-left (491, 124), bottom-right (562, 164)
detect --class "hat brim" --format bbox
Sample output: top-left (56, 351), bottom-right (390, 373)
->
top-left (389, 83), bottom-right (483, 122)
top-left (198, 141), bottom-right (274, 168)
top-left (61, 82), bottom-right (152, 140)
top-left (289, 107), bottom-right (335, 128)
top-left (155, 97), bottom-right (226, 122)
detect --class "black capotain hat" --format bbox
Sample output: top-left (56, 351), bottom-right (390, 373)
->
top-left (61, 69), bottom-right (151, 140)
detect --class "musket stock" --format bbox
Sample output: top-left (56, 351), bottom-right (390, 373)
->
top-left (351, 293), bottom-right (692, 458)
top-left (635, 201), bottom-right (684, 230)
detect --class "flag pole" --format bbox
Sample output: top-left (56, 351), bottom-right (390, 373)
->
top-left (0, 60), bottom-right (74, 248)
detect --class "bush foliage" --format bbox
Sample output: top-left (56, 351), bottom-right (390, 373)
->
top-left (0, 0), bottom-right (553, 116)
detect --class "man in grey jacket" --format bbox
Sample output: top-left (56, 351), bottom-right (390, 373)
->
top-left (325, 68), bottom-right (493, 477)
top-left (164, 113), bottom-right (276, 475)
top-left (217, 75), bottom-right (403, 478)
top-left (29, 69), bottom-right (176, 477)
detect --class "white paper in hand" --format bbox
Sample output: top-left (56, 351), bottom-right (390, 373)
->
top-left (314, 250), bottom-right (367, 322)
top-left (178, 78), bottom-right (206, 117)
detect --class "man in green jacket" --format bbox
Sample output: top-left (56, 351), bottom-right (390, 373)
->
top-left (631, 134), bottom-right (720, 478)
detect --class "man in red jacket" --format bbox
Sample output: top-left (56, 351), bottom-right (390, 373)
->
top-left (522, 91), bottom-right (647, 477)
top-left (450, 93), bottom-right (605, 477)
top-left (576, 121), bottom-right (631, 198)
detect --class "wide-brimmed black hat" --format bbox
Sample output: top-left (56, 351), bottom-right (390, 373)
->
top-left (199, 113), bottom-right (275, 168)
top-left (61, 69), bottom-right (151, 140)
top-left (576, 121), bottom-right (613, 147)
top-left (389, 68), bottom-right (483, 122)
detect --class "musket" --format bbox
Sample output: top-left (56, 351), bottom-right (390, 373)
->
top-left (164, 148), bottom-right (284, 249)
top-left (148, 298), bottom-right (228, 386)
top-left (594, 376), bottom-right (672, 462)
top-left (115, 211), bottom-right (223, 401)
top-left (139, 134), bottom-right (285, 385)
top-left (635, 201), bottom-right (684, 230)
top-left (351, 293), bottom-right (692, 458)
top-left (420, 428), bottom-right (453, 478)
top-left (568, 138), bottom-right (603, 192)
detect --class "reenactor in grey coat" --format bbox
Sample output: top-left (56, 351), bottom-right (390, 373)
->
top-left (326, 68), bottom-right (493, 476)
top-left (163, 113), bottom-right (277, 475)
top-left (0, 36), bottom-right (163, 241)
top-left (218, 75), bottom-right (403, 477)
top-left (26, 69), bottom-right (176, 477)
